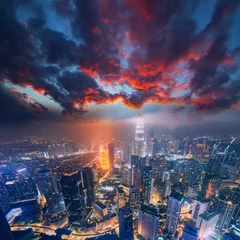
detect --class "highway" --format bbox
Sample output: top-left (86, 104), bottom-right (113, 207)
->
top-left (11, 223), bottom-right (119, 239)
top-left (83, 154), bottom-right (99, 168)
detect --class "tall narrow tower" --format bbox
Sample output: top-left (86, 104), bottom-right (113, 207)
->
top-left (135, 114), bottom-right (145, 157)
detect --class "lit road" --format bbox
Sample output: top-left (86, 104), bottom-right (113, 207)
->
top-left (11, 223), bottom-right (119, 239)
top-left (98, 170), bottom-right (110, 184)
top-left (83, 154), bottom-right (99, 168)
top-left (69, 224), bottom-right (119, 239)
top-left (11, 226), bottom-right (55, 235)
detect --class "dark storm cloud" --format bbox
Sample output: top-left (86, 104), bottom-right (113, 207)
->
top-left (190, 35), bottom-right (229, 92)
top-left (0, 86), bottom-right (47, 124)
top-left (71, 0), bottom-right (98, 43)
top-left (207, 0), bottom-right (240, 29)
top-left (0, 0), bottom-right (240, 123)
top-left (188, 33), bottom-right (240, 114)
top-left (52, 0), bottom-right (75, 17)
top-left (41, 29), bottom-right (79, 66)
top-left (0, 86), bottom-right (32, 123)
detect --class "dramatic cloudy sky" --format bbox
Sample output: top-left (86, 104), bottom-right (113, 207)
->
top-left (0, 0), bottom-right (240, 132)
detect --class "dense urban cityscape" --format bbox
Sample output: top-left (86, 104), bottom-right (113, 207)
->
top-left (1, 115), bottom-right (240, 239)
top-left (1, 0), bottom-right (240, 239)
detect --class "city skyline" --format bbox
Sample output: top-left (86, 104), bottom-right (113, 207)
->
top-left (1, 1), bottom-right (240, 240)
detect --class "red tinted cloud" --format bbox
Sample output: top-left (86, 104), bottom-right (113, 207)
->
top-left (1, 0), bottom-right (240, 121)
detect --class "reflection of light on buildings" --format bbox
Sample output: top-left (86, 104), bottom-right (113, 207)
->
top-left (99, 145), bottom-right (109, 170)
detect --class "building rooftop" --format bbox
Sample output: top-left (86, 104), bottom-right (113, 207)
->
top-left (170, 191), bottom-right (184, 201)
top-left (120, 205), bottom-right (133, 215)
top-left (95, 201), bottom-right (107, 209)
top-left (222, 232), bottom-right (239, 240)
top-left (183, 224), bottom-right (199, 237)
top-left (5, 181), bottom-right (15, 185)
top-left (38, 168), bottom-right (51, 174)
top-left (199, 211), bottom-right (219, 221)
top-left (195, 198), bottom-right (211, 203)
top-left (140, 204), bottom-right (159, 217)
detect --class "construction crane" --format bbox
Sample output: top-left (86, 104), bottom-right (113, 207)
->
top-left (224, 137), bottom-right (236, 153)
top-left (211, 141), bottom-right (221, 156)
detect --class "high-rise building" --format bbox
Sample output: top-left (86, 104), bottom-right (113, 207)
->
top-left (108, 143), bottom-right (114, 169)
top-left (0, 207), bottom-right (15, 240)
top-left (117, 187), bottom-right (126, 211)
top-left (122, 166), bottom-right (132, 186)
top-left (37, 168), bottom-right (66, 219)
top-left (94, 201), bottom-right (108, 220)
top-left (196, 211), bottom-right (219, 239)
top-left (149, 158), bottom-right (160, 179)
top-left (211, 198), bottom-right (237, 230)
top-left (230, 219), bottom-right (240, 238)
top-left (18, 177), bottom-right (37, 200)
top-left (182, 160), bottom-right (204, 196)
top-left (119, 205), bottom-right (134, 240)
top-left (122, 143), bottom-right (131, 164)
top-left (222, 232), bottom-right (240, 240)
top-left (154, 178), bottom-right (171, 200)
top-left (230, 188), bottom-right (240, 221)
top-left (135, 114), bottom-right (145, 157)
top-left (78, 168), bottom-right (95, 207)
top-left (181, 224), bottom-right (199, 240)
top-left (131, 156), bottom-right (146, 187)
top-left (207, 153), bottom-right (225, 174)
top-left (5, 181), bottom-right (21, 204)
top-left (0, 176), bottom-right (11, 214)
top-left (138, 204), bottom-right (159, 240)
top-left (92, 164), bottom-right (98, 183)
top-left (165, 191), bottom-right (183, 236)
top-left (151, 138), bottom-right (159, 157)
top-left (100, 146), bottom-right (110, 170)
top-left (191, 199), bottom-right (211, 222)
top-left (147, 128), bottom-right (154, 156)
top-left (129, 185), bottom-right (141, 207)
top-left (60, 173), bottom-right (86, 227)
top-left (141, 166), bottom-right (153, 204)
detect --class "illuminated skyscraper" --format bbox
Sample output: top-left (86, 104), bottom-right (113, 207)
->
top-left (60, 173), bottom-right (86, 227)
top-left (196, 211), bottom-right (219, 239)
top-left (223, 219), bottom-right (240, 239)
top-left (135, 114), bottom-right (145, 157)
top-left (142, 166), bottom-right (153, 204)
top-left (131, 156), bottom-right (146, 187)
top-left (5, 180), bottom-right (21, 203)
top-left (191, 199), bottom-right (211, 222)
top-left (147, 127), bottom-right (154, 156)
top-left (211, 198), bottom-right (236, 230)
top-left (119, 205), bottom-right (134, 240)
top-left (108, 143), bottom-right (114, 169)
top-left (37, 168), bottom-right (66, 219)
top-left (100, 145), bottom-right (110, 170)
top-left (117, 187), bottom-right (126, 211)
top-left (165, 191), bottom-right (183, 236)
top-left (129, 185), bottom-right (141, 207)
top-left (78, 168), bottom-right (95, 207)
top-left (138, 204), bottom-right (159, 240)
